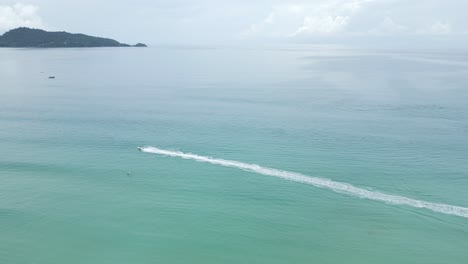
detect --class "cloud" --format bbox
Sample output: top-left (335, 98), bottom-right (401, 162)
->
top-left (428, 21), bottom-right (452, 35)
top-left (244, 0), bottom-right (375, 38)
top-left (242, 11), bottom-right (277, 37)
top-left (291, 15), bottom-right (350, 36)
top-left (0, 0), bottom-right (466, 44)
top-left (0, 3), bottom-right (44, 33)
top-left (241, 0), bottom-right (468, 40)
top-left (369, 17), bottom-right (407, 35)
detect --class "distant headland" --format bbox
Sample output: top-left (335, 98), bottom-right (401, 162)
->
top-left (0, 27), bottom-right (147, 48)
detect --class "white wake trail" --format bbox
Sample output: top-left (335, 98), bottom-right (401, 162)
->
top-left (140, 146), bottom-right (468, 219)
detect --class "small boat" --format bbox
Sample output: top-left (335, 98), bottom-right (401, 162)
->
top-left (48, 76), bottom-right (55, 79)
top-left (138, 146), bottom-right (143, 151)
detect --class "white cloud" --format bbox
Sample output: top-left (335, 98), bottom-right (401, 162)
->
top-left (0, 3), bottom-right (44, 33)
top-left (291, 15), bottom-right (350, 36)
top-left (244, 0), bottom-right (376, 38)
top-left (242, 12), bottom-right (274, 36)
top-left (241, 0), bottom-right (468, 40)
top-left (428, 21), bottom-right (452, 35)
top-left (369, 17), bottom-right (406, 35)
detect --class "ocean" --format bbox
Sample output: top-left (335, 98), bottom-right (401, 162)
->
top-left (1, 45), bottom-right (467, 263)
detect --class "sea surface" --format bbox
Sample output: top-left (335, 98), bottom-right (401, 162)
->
top-left (1, 45), bottom-right (468, 263)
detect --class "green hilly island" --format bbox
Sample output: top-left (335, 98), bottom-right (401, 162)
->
top-left (0, 27), bottom-right (147, 48)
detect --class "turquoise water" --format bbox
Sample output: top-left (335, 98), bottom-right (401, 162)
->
top-left (1, 46), bottom-right (468, 263)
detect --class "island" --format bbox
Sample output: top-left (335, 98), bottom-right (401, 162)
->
top-left (0, 27), bottom-right (147, 48)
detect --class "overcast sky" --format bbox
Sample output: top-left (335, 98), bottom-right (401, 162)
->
top-left (0, 0), bottom-right (467, 45)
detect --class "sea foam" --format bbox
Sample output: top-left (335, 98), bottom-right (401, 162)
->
top-left (141, 146), bottom-right (468, 219)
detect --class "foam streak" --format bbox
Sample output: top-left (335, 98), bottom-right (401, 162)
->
top-left (141, 146), bottom-right (468, 218)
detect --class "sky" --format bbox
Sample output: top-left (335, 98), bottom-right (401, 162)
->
top-left (0, 0), bottom-right (467, 46)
